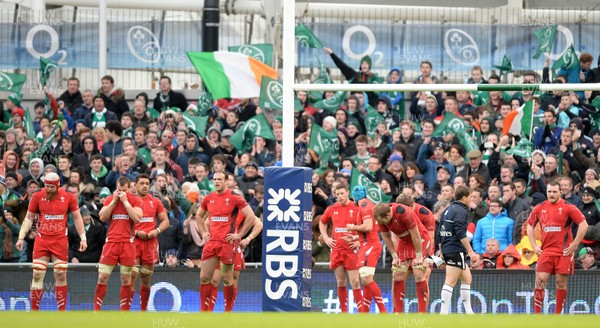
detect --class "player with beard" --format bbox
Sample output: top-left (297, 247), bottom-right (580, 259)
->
top-left (16, 172), bottom-right (87, 311)
top-left (196, 171), bottom-right (256, 312)
top-left (128, 174), bottom-right (169, 310)
top-left (94, 176), bottom-right (142, 311)
top-left (527, 181), bottom-right (588, 314)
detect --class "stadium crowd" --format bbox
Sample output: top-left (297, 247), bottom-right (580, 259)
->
top-left (1, 49), bottom-right (600, 273)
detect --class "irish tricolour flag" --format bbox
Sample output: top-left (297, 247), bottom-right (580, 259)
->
top-left (187, 51), bottom-right (278, 100)
top-left (503, 100), bottom-right (534, 138)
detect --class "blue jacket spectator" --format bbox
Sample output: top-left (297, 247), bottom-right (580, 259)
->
top-left (417, 140), bottom-right (455, 190)
top-left (473, 202), bottom-right (514, 254)
top-left (175, 134), bottom-right (210, 175)
top-left (533, 109), bottom-right (562, 154)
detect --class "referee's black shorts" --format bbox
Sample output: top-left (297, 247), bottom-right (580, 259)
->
top-left (443, 252), bottom-right (469, 270)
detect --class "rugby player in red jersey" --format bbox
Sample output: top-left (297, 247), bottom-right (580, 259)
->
top-left (373, 202), bottom-right (432, 313)
top-left (319, 182), bottom-right (364, 313)
top-left (129, 174), bottom-right (169, 311)
top-left (16, 172), bottom-right (87, 311)
top-left (94, 176), bottom-right (142, 311)
top-left (208, 210), bottom-right (263, 311)
top-left (527, 181), bottom-right (588, 314)
top-left (196, 171), bottom-right (256, 312)
top-left (345, 185), bottom-right (386, 313)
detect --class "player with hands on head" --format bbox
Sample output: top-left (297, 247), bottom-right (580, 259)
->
top-left (16, 172), bottom-right (86, 311)
top-left (195, 171), bottom-right (256, 312)
top-left (94, 176), bottom-right (143, 311)
top-left (527, 181), bottom-right (588, 314)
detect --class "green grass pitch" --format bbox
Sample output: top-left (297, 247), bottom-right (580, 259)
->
top-left (3, 312), bottom-right (598, 328)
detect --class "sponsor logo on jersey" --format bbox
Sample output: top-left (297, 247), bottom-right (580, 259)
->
top-left (140, 216), bottom-right (154, 223)
top-left (212, 216), bottom-right (229, 222)
top-left (397, 231), bottom-right (409, 238)
top-left (334, 227), bottom-right (349, 233)
top-left (544, 226), bottom-right (562, 232)
top-left (440, 230), bottom-right (453, 237)
top-left (44, 214), bottom-right (64, 220)
top-left (112, 214), bottom-right (130, 220)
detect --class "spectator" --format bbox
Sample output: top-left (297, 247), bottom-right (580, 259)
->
top-left (0, 176), bottom-right (21, 209)
top-left (431, 166), bottom-right (452, 198)
top-left (577, 186), bottom-right (600, 242)
top-left (468, 188), bottom-right (487, 227)
top-left (375, 94), bottom-right (400, 131)
top-left (153, 76), bottom-right (188, 112)
top-left (72, 89), bottom-right (94, 122)
top-left (58, 77), bottom-right (83, 114)
top-left (157, 198), bottom-right (184, 263)
top-left (236, 162), bottom-right (264, 201)
top-left (496, 244), bottom-right (529, 269)
top-left (502, 183), bottom-right (528, 220)
top-left (417, 138), bottom-right (454, 190)
top-left (0, 209), bottom-right (21, 262)
top-left (84, 96), bottom-right (118, 129)
top-left (97, 75), bottom-right (129, 118)
top-left (72, 136), bottom-right (102, 173)
top-left (323, 47), bottom-right (380, 107)
top-left (162, 249), bottom-right (181, 268)
top-left (514, 178), bottom-right (532, 207)
top-left (146, 146), bottom-right (179, 179)
top-left (84, 154), bottom-right (109, 189)
top-left (181, 213), bottom-right (204, 269)
top-left (560, 176), bottom-right (581, 206)
top-left (481, 238), bottom-right (502, 269)
top-left (105, 154), bottom-right (139, 191)
top-left (473, 199), bottom-right (514, 254)
top-left (458, 149), bottom-right (490, 185)
top-left (516, 236), bottom-right (540, 269)
top-left (533, 109), bottom-right (562, 153)
top-left (395, 121), bottom-right (422, 162)
top-left (68, 206), bottom-right (105, 263)
top-left (575, 247), bottom-right (598, 270)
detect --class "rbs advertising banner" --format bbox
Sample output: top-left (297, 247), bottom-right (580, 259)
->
top-left (261, 167), bottom-right (313, 311)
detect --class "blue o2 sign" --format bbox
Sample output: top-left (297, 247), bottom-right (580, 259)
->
top-left (262, 167), bottom-right (313, 311)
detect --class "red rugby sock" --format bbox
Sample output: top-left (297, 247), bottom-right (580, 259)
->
top-left (416, 281), bottom-right (429, 313)
top-left (534, 288), bottom-right (545, 314)
top-left (338, 287), bottom-right (348, 313)
top-left (393, 280), bottom-right (405, 313)
top-left (555, 288), bottom-right (567, 314)
top-left (140, 285), bottom-right (151, 311)
top-left (223, 285), bottom-right (235, 312)
top-left (55, 285), bottom-right (68, 311)
top-left (31, 288), bottom-right (44, 311)
top-left (200, 283), bottom-right (212, 311)
top-left (94, 284), bottom-right (107, 311)
top-left (120, 284), bottom-right (131, 311)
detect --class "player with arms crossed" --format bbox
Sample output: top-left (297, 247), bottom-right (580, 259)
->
top-left (196, 171), bottom-right (256, 312)
top-left (344, 185), bottom-right (386, 313)
top-left (129, 174), bottom-right (169, 310)
top-left (319, 182), bottom-right (364, 313)
top-left (373, 202), bottom-right (431, 313)
top-left (527, 181), bottom-right (588, 314)
top-left (94, 176), bottom-right (142, 311)
top-left (16, 172), bottom-right (86, 311)
top-left (208, 210), bottom-right (263, 311)
top-left (438, 185), bottom-right (479, 314)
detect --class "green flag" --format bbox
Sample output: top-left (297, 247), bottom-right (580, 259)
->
top-left (590, 98), bottom-right (600, 128)
top-left (295, 24), bottom-right (323, 48)
top-left (228, 43), bottom-right (273, 67)
top-left (365, 106), bottom-right (385, 138)
top-left (197, 89), bottom-right (213, 116)
top-left (457, 128), bottom-right (479, 158)
top-left (230, 113), bottom-right (275, 154)
top-left (197, 178), bottom-right (214, 196)
top-left (309, 56), bottom-right (332, 103)
top-left (40, 57), bottom-right (58, 87)
top-left (533, 25), bottom-right (557, 59)
top-left (308, 123), bottom-right (340, 168)
top-left (313, 91), bottom-right (346, 112)
top-left (433, 112), bottom-right (467, 137)
top-left (0, 73), bottom-right (26, 93)
top-left (259, 77), bottom-right (283, 111)
top-left (182, 112), bottom-right (209, 138)
top-left (493, 55), bottom-right (513, 76)
top-left (24, 107), bottom-right (36, 139)
top-left (350, 168), bottom-right (391, 204)
top-left (294, 98), bottom-right (304, 112)
top-left (531, 114), bottom-right (545, 136)
top-left (552, 44), bottom-right (579, 70)
top-left (30, 123), bottom-right (59, 162)
top-left (507, 139), bottom-right (534, 158)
